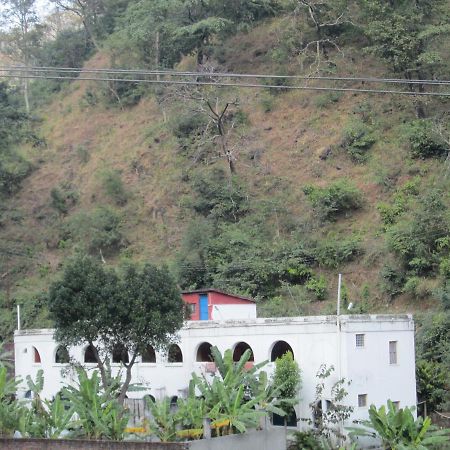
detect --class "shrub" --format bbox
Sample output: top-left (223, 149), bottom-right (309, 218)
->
top-left (50, 185), bottom-right (78, 215)
top-left (405, 120), bottom-right (447, 159)
top-left (314, 234), bottom-right (362, 268)
top-left (67, 207), bottom-right (125, 254)
top-left (305, 275), bottom-right (327, 300)
top-left (313, 91), bottom-right (343, 108)
top-left (303, 179), bottom-right (363, 221)
top-left (171, 113), bottom-right (207, 140)
top-left (341, 121), bottom-right (376, 163)
top-left (100, 169), bottom-right (128, 206)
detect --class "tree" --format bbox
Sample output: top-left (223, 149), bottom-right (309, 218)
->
top-left (47, 254), bottom-right (185, 404)
top-left (272, 351), bottom-right (301, 425)
top-left (0, 0), bottom-right (41, 112)
top-left (359, 0), bottom-right (450, 117)
top-left (294, 0), bottom-right (353, 70)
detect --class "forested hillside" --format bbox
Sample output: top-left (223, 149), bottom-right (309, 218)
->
top-left (0, 0), bottom-right (449, 411)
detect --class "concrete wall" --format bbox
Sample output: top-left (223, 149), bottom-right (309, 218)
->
top-left (0, 439), bottom-right (187, 450)
top-left (189, 429), bottom-right (286, 450)
top-left (14, 315), bottom-right (416, 429)
top-left (211, 304), bottom-right (256, 320)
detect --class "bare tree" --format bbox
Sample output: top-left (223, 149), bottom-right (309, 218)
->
top-left (294, 0), bottom-right (352, 72)
top-left (172, 73), bottom-right (242, 175)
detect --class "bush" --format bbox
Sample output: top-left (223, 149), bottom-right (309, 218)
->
top-left (171, 113), bottom-right (208, 140)
top-left (305, 275), bottom-right (327, 300)
top-left (100, 169), bottom-right (128, 206)
top-left (303, 179), bottom-right (363, 221)
top-left (314, 234), bottom-right (362, 268)
top-left (50, 185), bottom-right (78, 215)
top-left (341, 121), bottom-right (376, 163)
top-left (67, 207), bottom-right (125, 254)
top-left (313, 91), bottom-right (343, 108)
top-left (405, 120), bottom-right (447, 159)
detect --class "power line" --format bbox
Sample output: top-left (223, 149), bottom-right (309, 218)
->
top-left (1, 72), bottom-right (449, 97)
top-left (3, 65), bottom-right (450, 86)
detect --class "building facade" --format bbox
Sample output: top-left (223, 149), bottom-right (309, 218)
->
top-left (14, 314), bottom-right (417, 429)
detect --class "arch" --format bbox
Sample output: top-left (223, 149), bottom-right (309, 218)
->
top-left (84, 345), bottom-right (97, 363)
top-left (32, 346), bottom-right (41, 364)
top-left (25, 390), bottom-right (32, 399)
top-left (196, 342), bottom-right (213, 362)
top-left (55, 346), bottom-right (70, 364)
top-left (272, 407), bottom-right (297, 427)
top-left (170, 395), bottom-right (178, 406)
top-left (112, 344), bottom-right (129, 364)
top-left (144, 394), bottom-right (156, 404)
top-left (167, 344), bottom-right (183, 363)
top-left (232, 342), bottom-right (254, 362)
top-left (141, 345), bottom-right (156, 363)
top-left (270, 341), bottom-right (294, 362)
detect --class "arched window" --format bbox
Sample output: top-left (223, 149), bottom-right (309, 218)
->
top-left (144, 394), bottom-right (156, 404)
top-left (196, 342), bottom-right (213, 362)
top-left (112, 344), bottom-right (129, 364)
top-left (141, 345), bottom-right (156, 363)
top-left (232, 342), bottom-right (254, 362)
top-left (273, 407), bottom-right (297, 427)
top-left (167, 344), bottom-right (183, 363)
top-left (270, 341), bottom-right (294, 362)
top-left (32, 347), bottom-right (41, 364)
top-left (55, 346), bottom-right (70, 364)
top-left (84, 345), bottom-right (97, 363)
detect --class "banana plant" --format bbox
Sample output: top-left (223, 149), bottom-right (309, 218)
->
top-left (348, 400), bottom-right (450, 449)
top-left (62, 368), bottom-right (129, 440)
top-left (0, 366), bottom-right (24, 437)
top-left (146, 397), bottom-right (178, 442)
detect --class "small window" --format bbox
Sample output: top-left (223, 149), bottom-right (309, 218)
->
top-left (355, 334), bottom-right (365, 348)
top-left (389, 341), bottom-right (398, 364)
top-left (187, 303), bottom-right (196, 314)
top-left (358, 394), bottom-right (367, 407)
top-left (392, 401), bottom-right (400, 410)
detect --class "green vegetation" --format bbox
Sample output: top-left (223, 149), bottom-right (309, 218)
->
top-left (348, 400), bottom-right (450, 449)
top-left (47, 254), bottom-right (184, 404)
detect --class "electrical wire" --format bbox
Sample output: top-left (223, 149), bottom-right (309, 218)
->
top-left (1, 72), bottom-right (449, 96)
top-left (3, 65), bottom-right (450, 86)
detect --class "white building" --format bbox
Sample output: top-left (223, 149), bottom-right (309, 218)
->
top-left (14, 313), bottom-right (417, 429)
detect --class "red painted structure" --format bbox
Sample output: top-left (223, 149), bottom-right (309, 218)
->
top-left (181, 289), bottom-right (255, 321)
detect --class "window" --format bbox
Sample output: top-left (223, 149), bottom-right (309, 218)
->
top-left (55, 346), bottom-right (70, 364)
top-left (232, 342), bottom-right (254, 362)
top-left (187, 303), bottom-right (196, 314)
top-left (355, 334), bottom-right (365, 348)
top-left (32, 347), bottom-right (41, 364)
top-left (270, 341), bottom-right (294, 361)
top-left (168, 344), bottom-right (183, 363)
top-left (112, 344), bottom-right (129, 364)
top-left (196, 342), bottom-right (213, 362)
top-left (84, 345), bottom-right (97, 363)
top-left (358, 394), bottom-right (367, 407)
top-left (392, 401), bottom-right (400, 410)
top-left (389, 341), bottom-right (398, 364)
top-left (141, 345), bottom-right (156, 363)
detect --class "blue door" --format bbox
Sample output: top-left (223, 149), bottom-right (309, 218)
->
top-left (199, 294), bottom-right (209, 320)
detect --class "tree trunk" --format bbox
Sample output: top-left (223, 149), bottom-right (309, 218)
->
top-left (90, 341), bottom-right (109, 392)
top-left (118, 352), bottom-right (137, 406)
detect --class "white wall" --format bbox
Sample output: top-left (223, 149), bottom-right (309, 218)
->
top-left (211, 304), bottom-right (257, 320)
top-left (14, 314), bottom-right (416, 430)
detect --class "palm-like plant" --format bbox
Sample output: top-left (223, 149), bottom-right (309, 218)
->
top-left (0, 366), bottom-right (24, 437)
top-left (146, 397), bottom-right (178, 442)
top-left (348, 400), bottom-right (450, 450)
top-left (62, 368), bottom-right (129, 440)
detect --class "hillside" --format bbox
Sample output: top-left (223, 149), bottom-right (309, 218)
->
top-left (0, 0), bottom-right (449, 412)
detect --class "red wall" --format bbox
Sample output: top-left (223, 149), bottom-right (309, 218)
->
top-left (181, 291), bottom-right (254, 321)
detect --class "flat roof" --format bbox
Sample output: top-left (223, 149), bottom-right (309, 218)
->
top-left (15, 314), bottom-right (414, 336)
top-left (181, 288), bottom-right (256, 303)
